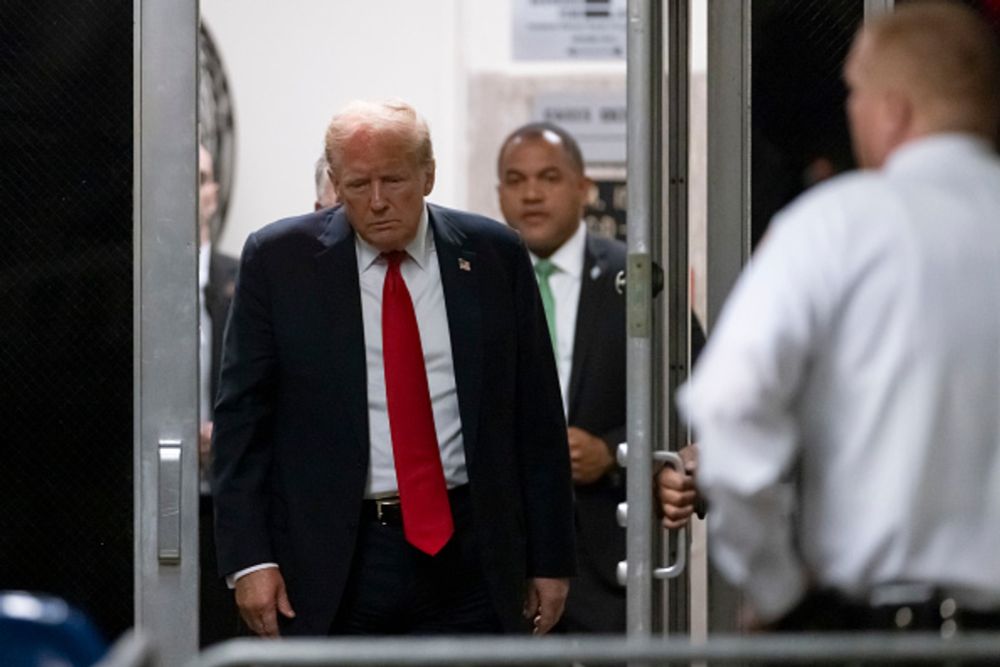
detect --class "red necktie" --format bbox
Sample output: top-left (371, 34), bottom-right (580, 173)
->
top-left (381, 251), bottom-right (454, 555)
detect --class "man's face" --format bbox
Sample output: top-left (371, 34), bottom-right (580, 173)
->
top-left (332, 129), bottom-right (434, 252)
top-left (199, 146), bottom-right (220, 239)
top-left (844, 34), bottom-right (896, 169)
top-left (497, 135), bottom-right (590, 258)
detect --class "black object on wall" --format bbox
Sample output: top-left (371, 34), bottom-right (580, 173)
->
top-left (0, 0), bottom-right (134, 641)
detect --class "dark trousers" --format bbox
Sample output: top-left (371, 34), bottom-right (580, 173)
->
top-left (775, 589), bottom-right (1000, 633)
top-left (772, 589), bottom-right (1000, 667)
top-left (199, 496), bottom-right (241, 646)
top-left (330, 486), bottom-right (504, 635)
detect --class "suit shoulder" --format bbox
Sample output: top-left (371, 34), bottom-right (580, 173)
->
top-left (211, 251), bottom-right (239, 272)
top-left (246, 210), bottom-right (331, 252)
top-left (587, 233), bottom-right (627, 269)
top-left (429, 203), bottom-right (520, 247)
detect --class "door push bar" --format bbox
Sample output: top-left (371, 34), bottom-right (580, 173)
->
top-left (614, 444), bottom-right (687, 584)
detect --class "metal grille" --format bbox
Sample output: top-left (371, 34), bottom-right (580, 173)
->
top-left (750, 0), bottom-right (863, 247)
top-left (0, 0), bottom-right (134, 641)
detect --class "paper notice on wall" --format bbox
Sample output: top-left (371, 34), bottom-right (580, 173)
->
top-left (533, 92), bottom-right (627, 164)
top-left (513, 0), bottom-right (627, 61)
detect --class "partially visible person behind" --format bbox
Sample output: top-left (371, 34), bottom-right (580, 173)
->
top-left (197, 143), bottom-right (240, 645)
top-left (496, 122), bottom-right (627, 633)
top-left (314, 153), bottom-right (338, 210)
top-left (677, 2), bottom-right (1000, 633)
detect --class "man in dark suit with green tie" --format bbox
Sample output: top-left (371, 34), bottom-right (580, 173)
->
top-left (497, 122), bottom-right (627, 633)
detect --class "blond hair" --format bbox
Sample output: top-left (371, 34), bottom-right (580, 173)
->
top-left (857, 2), bottom-right (1000, 137)
top-left (323, 100), bottom-right (434, 175)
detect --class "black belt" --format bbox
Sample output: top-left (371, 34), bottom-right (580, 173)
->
top-left (361, 484), bottom-right (470, 527)
top-left (777, 589), bottom-right (1000, 633)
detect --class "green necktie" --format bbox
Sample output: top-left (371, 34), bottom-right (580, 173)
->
top-left (534, 259), bottom-right (558, 354)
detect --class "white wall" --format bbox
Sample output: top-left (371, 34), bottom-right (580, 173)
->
top-left (202, 0), bottom-right (650, 256)
top-left (202, 0), bottom-right (462, 256)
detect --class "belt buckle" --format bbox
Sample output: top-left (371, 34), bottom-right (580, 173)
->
top-left (375, 496), bottom-right (400, 525)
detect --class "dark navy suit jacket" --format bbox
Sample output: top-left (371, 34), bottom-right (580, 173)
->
top-left (563, 233), bottom-right (628, 631)
top-left (211, 203), bottom-right (576, 635)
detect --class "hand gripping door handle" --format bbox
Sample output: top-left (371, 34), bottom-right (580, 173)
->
top-left (651, 449), bottom-right (687, 580)
top-left (615, 445), bottom-right (688, 584)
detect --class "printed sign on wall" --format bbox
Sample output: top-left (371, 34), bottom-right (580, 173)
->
top-left (533, 92), bottom-right (627, 164)
top-left (513, 0), bottom-right (627, 61)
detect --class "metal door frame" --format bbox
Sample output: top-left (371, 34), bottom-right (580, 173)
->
top-left (623, 0), bottom-right (692, 638)
top-left (134, 0), bottom-right (201, 664)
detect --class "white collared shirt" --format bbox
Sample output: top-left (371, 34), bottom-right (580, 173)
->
top-left (530, 221), bottom-right (586, 414)
top-left (679, 134), bottom-right (1000, 621)
top-left (199, 243), bottom-right (212, 495)
top-left (198, 243), bottom-right (212, 423)
top-left (355, 205), bottom-right (467, 496)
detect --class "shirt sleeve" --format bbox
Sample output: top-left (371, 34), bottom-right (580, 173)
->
top-left (225, 562), bottom-right (280, 590)
top-left (677, 203), bottom-right (839, 622)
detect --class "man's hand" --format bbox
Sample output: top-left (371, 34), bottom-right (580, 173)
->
top-left (199, 421), bottom-right (214, 472)
top-left (234, 568), bottom-right (296, 638)
top-left (655, 444), bottom-right (699, 529)
top-left (567, 427), bottom-right (614, 485)
top-left (523, 577), bottom-right (569, 635)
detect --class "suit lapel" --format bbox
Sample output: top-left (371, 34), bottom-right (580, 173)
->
top-left (313, 209), bottom-right (369, 459)
top-left (430, 206), bottom-right (483, 466)
top-left (567, 233), bottom-right (604, 423)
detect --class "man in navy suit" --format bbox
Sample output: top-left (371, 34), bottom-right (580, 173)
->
top-left (497, 122), bottom-right (627, 633)
top-left (212, 100), bottom-right (575, 637)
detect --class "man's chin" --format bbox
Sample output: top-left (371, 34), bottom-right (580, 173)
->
top-left (362, 227), bottom-right (413, 253)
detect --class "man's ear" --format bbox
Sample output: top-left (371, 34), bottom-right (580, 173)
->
top-left (327, 166), bottom-right (340, 197)
top-left (882, 90), bottom-right (914, 149)
top-left (423, 160), bottom-right (436, 196)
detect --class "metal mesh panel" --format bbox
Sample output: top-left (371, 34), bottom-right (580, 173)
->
top-left (0, 0), bottom-right (134, 641)
top-left (750, 0), bottom-right (863, 248)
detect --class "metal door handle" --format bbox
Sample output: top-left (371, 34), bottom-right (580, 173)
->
top-left (615, 445), bottom-right (688, 584)
top-left (157, 439), bottom-right (182, 563)
top-left (652, 450), bottom-right (687, 580)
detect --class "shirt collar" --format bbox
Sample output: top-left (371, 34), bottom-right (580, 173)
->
top-left (356, 204), bottom-right (431, 273)
top-left (885, 133), bottom-right (993, 175)
top-left (199, 242), bottom-right (211, 288)
top-left (530, 220), bottom-right (586, 280)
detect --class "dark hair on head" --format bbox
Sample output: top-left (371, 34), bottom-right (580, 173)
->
top-left (497, 122), bottom-right (586, 177)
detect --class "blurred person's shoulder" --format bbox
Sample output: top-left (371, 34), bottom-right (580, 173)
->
top-left (765, 169), bottom-right (889, 250)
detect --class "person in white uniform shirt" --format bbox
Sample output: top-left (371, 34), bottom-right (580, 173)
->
top-left (676, 2), bottom-right (1000, 632)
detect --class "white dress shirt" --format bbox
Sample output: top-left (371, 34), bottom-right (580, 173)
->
top-left (530, 221), bottom-right (586, 413)
top-left (679, 134), bottom-right (1000, 621)
top-left (356, 205), bottom-right (467, 496)
top-left (198, 243), bottom-right (212, 495)
top-left (230, 205), bottom-right (466, 585)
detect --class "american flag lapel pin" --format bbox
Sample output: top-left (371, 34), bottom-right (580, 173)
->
top-left (458, 257), bottom-right (472, 272)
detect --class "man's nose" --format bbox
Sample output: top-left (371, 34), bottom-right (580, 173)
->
top-left (523, 180), bottom-right (543, 202)
top-left (371, 182), bottom-right (389, 210)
